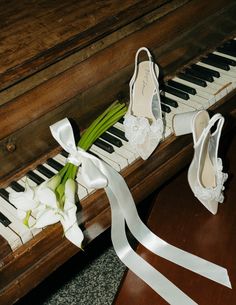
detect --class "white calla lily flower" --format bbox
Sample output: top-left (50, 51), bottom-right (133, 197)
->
top-left (34, 178), bottom-right (84, 248)
top-left (9, 175), bottom-right (84, 248)
top-left (9, 180), bottom-right (39, 225)
top-left (61, 179), bottom-right (84, 248)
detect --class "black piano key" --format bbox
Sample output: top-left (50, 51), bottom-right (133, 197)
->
top-left (88, 150), bottom-right (100, 160)
top-left (163, 85), bottom-right (189, 100)
top-left (208, 53), bottom-right (236, 66)
top-left (178, 72), bottom-right (207, 87)
top-left (217, 46), bottom-right (236, 58)
top-left (226, 39), bottom-right (236, 48)
top-left (161, 96), bottom-right (178, 108)
top-left (118, 117), bottom-right (124, 124)
top-left (1, 187), bottom-right (25, 209)
top-left (186, 66), bottom-right (214, 82)
top-left (108, 126), bottom-right (128, 141)
top-left (26, 171), bottom-right (44, 185)
top-left (201, 57), bottom-right (230, 71)
top-left (10, 181), bottom-right (25, 192)
top-left (191, 64), bottom-right (220, 78)
top-left (0, 211), bottom-right (11, 227)
top-left (94, 138), bottom-right (114, 153)
top-left (37, 164), bottom-right (55, 178)
top-left (167, 80), bottom-right (196, 95)
top-left (223, 41), bottom-right (236, 52)
top-left (100, 132), bottom-right (122, 147)
top-left (47, 158), bottom-right (64, 171)
top-left (0, 188), bottom-right (10, 202)
top-left (161, 103), bottom-right (171, 113)
top-left (61, 150), bottom-right (69, 158)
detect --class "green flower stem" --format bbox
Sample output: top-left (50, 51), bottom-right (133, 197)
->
top-left (79, 103), bottom-right (126, 150)
top-left (71, 164), bottom-right (78, 180)
top-left (23, 210), bottom-right (31, 228)
top-left (58, 162), bottom-right (70, 178)
top-left (78, 102), bottom-right (125, 148)
top-left (79, 101), bottom-right (119, 142)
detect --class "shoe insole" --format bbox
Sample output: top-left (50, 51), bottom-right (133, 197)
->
top-left (131, 61), bottom-right (159, 121)
top-left (195, 113), bottom-right (216, 188)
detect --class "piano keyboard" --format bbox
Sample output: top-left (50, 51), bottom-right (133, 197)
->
top-left (1, 39), bottom-right (236, 252)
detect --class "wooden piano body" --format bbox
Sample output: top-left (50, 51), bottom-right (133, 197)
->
top-left (0, 1), bottom-right (235, 304)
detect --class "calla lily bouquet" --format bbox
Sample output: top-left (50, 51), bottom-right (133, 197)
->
top-left (9, 101), bottom-right (127, 248)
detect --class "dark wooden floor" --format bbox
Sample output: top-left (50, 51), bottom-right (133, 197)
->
top-left (113, 129), bottom-right (236, 305)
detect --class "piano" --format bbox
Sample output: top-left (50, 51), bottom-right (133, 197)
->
top-left (0, 0), bottom-right (236, 304)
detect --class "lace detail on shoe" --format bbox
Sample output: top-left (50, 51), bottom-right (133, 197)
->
top-left (193, 158), bottom-right (228, 203)
top-left (124, 114), bottom-right (163, 159)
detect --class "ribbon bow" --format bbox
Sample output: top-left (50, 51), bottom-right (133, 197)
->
top-left (50, 118), bottom-right (231, 305)
top-left (50, 119), bottom-right (107, 189)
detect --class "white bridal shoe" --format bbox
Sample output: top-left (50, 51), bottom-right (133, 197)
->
top-left (124, 47), bottom-right (164, 160)
top-left (173, 110), bottom-right (228, 214)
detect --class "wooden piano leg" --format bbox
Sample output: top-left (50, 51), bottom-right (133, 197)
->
top-left (113, 130), bottom-right (236, 305)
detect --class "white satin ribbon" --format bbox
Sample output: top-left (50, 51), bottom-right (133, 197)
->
top-left (50, 118), bottom-right (231, 305)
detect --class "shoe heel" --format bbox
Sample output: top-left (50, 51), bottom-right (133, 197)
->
top-left (173, 110), bottom-right (204, 136)
top-left (173, 111), bottom-right (196, 136)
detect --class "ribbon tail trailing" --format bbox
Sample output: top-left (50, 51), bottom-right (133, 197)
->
top-left (107, 188), bottom-right (198, 305)
top-left (102, 163), bottom-right (231, 289)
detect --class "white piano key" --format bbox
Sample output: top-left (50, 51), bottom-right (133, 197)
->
top-left (198, 62), bottom-right (236, 81)
top-left (161, 93), bottom-right (196, 129)
top-left (200, 63), bottom-right (236, 91)
top-left (162, 92), bottom-right (196, 110)
top-left (169, 77), bottom-right (210, 109)
top-left (211, 52), bottom-right (236, 89)
top-left (212, 74), bottom-right (234, 93)
top-left (6, 187), bottom-right (41, 236)
top-left (214, 50), bottom-right (236, 61)
top-left (0, 222), bottom-right (22, 251)
top-left (101, 138), bottom-right (136, 164)
top-left (42, 162), bottom-right (58, 174)
top-left (20, 176), bottom-right (37, 187)
top-left (89, 146), bottom-right (121, 171)
top-left (33, 169), bottom-right (48, 182)
top-left (161, 92), bottom-right (195, 110)
top-left (174, 77), bottom-right (215, 105)
top-left (0, 197), bottom-right (32, 243)
top-left (53, 154), bottom-right (67, 166)
top-left (188, 94), bottom-right (209, 109)
top-left (204, 79), bottom-right (228, 101)
top-left (114, 121), bottom-right (126, 132)
top-left (91, 144), bottom-right (128, 169)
